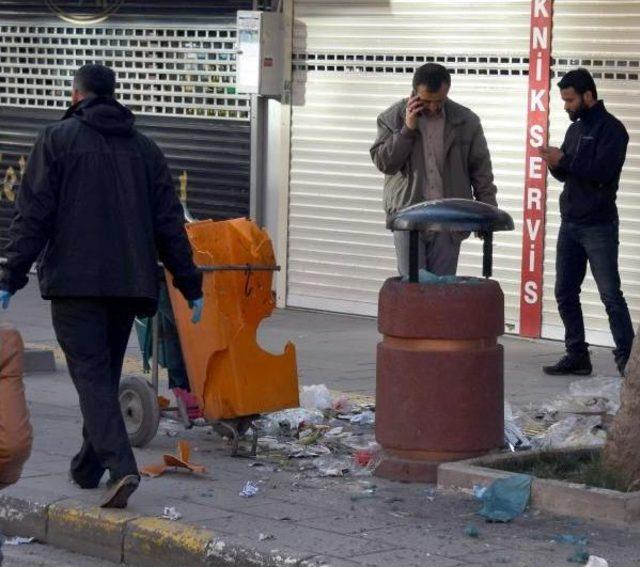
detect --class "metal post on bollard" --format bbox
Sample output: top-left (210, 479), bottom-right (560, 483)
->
top-left (377, 198), bottom-right (515, 483)
top-left (408, 230), bottom-right (420, 283)
top-left (482, 231), bottom-right (494, 279)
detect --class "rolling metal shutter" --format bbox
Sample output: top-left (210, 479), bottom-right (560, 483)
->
top-left (0, 1), bottom-right (252, 254)
top-left (287, 0), bottom-right (530, 328)
top-left (542, 0), bottom-right (640, 347)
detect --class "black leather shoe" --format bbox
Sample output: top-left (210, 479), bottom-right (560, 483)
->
top-left (543, 354), bottom-right (592, 376)
top-left (616, 358), bottom-right (628, 377)
top-left (99, 474), bottom-right (139, 509)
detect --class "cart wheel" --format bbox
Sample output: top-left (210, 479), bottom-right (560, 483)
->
top-left (119, 376), bottom-right (160, 448)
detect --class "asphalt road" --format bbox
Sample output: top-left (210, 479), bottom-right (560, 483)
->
top-left (2, 541), bottom-right (115, 566)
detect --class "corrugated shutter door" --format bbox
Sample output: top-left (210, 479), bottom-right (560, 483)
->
top-left (0, 108), bottom-right (250, 252)
top-left (543, 1), bottom-right (640, 346)
top-left (0, 6), bottom-right (252, 255)
top-left (288, 0), bottom-right (530, 327)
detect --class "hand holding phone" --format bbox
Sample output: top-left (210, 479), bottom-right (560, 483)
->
top-left (405, 91), bottom-right (423, 130)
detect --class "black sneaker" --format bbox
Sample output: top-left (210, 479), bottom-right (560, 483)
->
top-left (616, 358), bottom-right (628, 377)
top-left (543, 354), bottom-right (592, 376)
top-left (99, 474), bottom-right (139, 509)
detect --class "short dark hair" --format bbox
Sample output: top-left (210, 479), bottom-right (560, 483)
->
top-left (412, 63), bottom-right (451, 92)
top-left (557, 68), bottom-right (598, 100)
top-left (73, 64), bottom-right (116, 97)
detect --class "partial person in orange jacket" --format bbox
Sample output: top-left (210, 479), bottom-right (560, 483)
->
top-left (0, 326), bottom-right (32, 490)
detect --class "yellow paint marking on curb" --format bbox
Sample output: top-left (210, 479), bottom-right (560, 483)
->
top-left (49, 501), bottom-right (138, 534)
top-left (127, 517), bottom-right (214, 554)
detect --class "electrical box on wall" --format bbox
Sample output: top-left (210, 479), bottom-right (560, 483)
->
top-left (236, 11), bottom-right (284, 97)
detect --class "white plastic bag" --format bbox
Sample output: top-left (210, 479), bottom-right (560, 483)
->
top-left (300, 384), bottom-right (333, 410)
top-left (586, 556), bottom-right (609, 567)
top-left (534, 415), bottom-right (606, 449)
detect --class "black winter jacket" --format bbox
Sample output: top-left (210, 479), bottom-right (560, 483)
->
top-left (549, 101), bottom-right (628, 225)
top-left (0, 97), bottom-right (202, 309)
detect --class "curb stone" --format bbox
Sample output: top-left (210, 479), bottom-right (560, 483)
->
top-left (0, 495), bottom-right (325, 566)
top-left (48, 499), bottom-right (139, 563)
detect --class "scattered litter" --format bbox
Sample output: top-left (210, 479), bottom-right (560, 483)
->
top-left (384, 496), bottom-right (404, 504)
top-left (569, 377), bottom-right (621, 414)
top-left (476, 474), bottom-right (533, 523)
top-left (258, 533), bottom-right (275, 541)
top-left (332, 394), bottom-right (355, 413)
top-left (353, 450), bottom-right (373, 467)
top-left (555, 534), bottom-right (589, 546)
top-left (423, 487), bottom-right (437, 501)
top-left (4, 537), bottom-right (36, 545)
top-left (586, 557), bottom-right (608, 567)
top-left (464, 523), bottom-right (480, 538)
top-left (161, 506), bottom-right (182, 521)
top-left (350, 411), bottom-right (375, 425)
top-left (141, 440), bottom-right (206, 477)
top-left (325, 426), bottom-right (345, 438)
top-left (350, 484), bottom-right (377, 501)
top-left (504, 402), bottom-right (532, 452)
top-left (533, 415), bottom-right (606, 450)
top-left (239, 481), bottom-right (260, 498)
top-left (389, 511), bottom-right (411, 518)
top-left (315, 455), bottom-right (351, 477)
top-left (568, 546), bottom-right (591, 564)
top-left (300, 384), bottom-right (333, 410)
top-left (473, 485), bottom-right (488, 499)
top-left (259, 408), bottom-right (325, 434)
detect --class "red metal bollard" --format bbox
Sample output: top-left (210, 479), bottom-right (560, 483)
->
top-left (374, 277), bottom-right (504, 483)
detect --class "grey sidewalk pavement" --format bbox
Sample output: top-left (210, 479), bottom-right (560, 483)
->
top-left (1, 280), bottom-right (638, 567)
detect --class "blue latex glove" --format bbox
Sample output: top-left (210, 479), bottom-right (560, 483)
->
top-left (188, 297), bottom-right (204, 324)
top-left (0, 290), bottom-right (12, 310)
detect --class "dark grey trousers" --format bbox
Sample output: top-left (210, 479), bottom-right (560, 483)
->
top-left (393, 231), bottom-right (462, 277)
top-left (51, 298), bottom-right (139, 488)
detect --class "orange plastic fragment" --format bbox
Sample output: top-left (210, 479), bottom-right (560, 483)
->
top-left (140, 440), bottom-right (206, 478)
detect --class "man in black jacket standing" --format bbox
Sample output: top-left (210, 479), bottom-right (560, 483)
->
top-left (0, 64), bottom-right (204, 508)
top-left (541, 68), bottom-right (634, 377)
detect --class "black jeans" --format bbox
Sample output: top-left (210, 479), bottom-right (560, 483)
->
top-left (51, 298), bottom-right (139, 487)
top-left (555, 221), bottom-right (634, 365)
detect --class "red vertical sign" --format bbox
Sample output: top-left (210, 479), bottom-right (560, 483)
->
top-left (520, 0), bottom-right (553, 338)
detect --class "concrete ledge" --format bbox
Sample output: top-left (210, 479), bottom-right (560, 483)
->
top-left (47, 500), bottom-right (139, 563)
top-left (438, 448), bottom-right (640, 525)
top-left (23, 348), bottom-right (56, 373)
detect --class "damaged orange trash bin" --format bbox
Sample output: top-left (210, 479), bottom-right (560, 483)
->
top-left (0, 326), bottom-right (33, 488)
top-left (166, 218), bottom-right (299, 421)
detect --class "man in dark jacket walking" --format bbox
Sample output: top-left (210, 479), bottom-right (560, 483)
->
top-left (0, 64), bottom-right (204, 508)
top-left (370, 63), bottom-right (498, 277)
top-left (541, 68), bottom-right (634, 377)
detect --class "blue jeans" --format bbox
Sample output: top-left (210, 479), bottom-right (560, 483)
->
top-left (555, 221), bottom-right (634, 365)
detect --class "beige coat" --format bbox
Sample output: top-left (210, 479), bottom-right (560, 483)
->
top-left (370, 98), bottom-right (498, 217)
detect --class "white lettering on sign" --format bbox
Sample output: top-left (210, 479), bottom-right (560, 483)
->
top-left (530, 89), bottom-right (546, 112)
top-left (524, 281), bottom-right (539, 304)
top-left (529, 156), bottom-right (543, 179)
top-left (530, 124), bottom-right (544, 147)
top-left (527, 187), bottom-right (543, 210)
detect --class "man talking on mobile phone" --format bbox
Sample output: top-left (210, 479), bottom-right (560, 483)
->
top-left (370, 63), bottom-right (498, 277)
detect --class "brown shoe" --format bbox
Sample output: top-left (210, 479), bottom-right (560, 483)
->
top-left (99, 474), bottom-right (139, 509)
